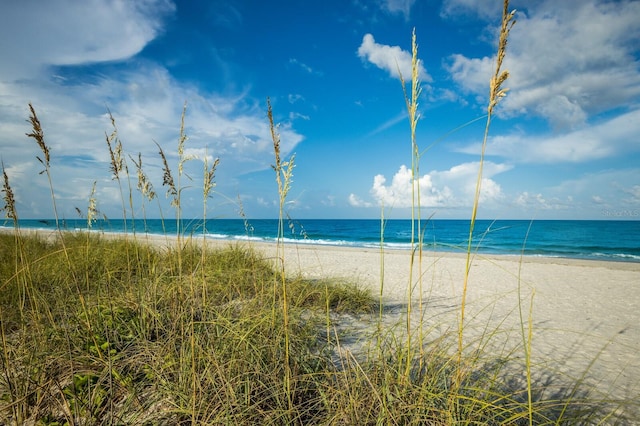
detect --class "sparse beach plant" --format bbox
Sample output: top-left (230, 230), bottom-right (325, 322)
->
top-left (1, 162), bottom-right (17, 227)
top-left (131, 151), bottom-right (163, 234)
top-left (105, 109), bottom-right (138, 236)
top-left (268, 97), bottom-right (296, 415)
top-left (458, 0), bottom-right (516, 385)
top-left (200, 152), bottom-right (220, 304)
top-left (397, 27), bottom-right (425, 379)
top-left (26, 104), bottom-right (60, 233)
top-left (86, 181), bottom-right (98, 230)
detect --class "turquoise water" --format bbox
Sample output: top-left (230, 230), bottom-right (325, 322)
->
top-left (6, 218), bottom-right (640, 262)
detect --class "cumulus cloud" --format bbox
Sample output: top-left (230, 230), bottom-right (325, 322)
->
top-left (446, 0), bottom-right (640, 129)
top-left (348, 193), bottom-right (373, 208)
top-left (357, 34), bottom-right (431, 81)
top-left (368, 162), bottom-right (510, 209)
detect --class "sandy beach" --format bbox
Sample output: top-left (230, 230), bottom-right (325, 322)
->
top-left (227, 238), bottom-right (640, 403)
top-left (5, 229), bottom-right (640, 403)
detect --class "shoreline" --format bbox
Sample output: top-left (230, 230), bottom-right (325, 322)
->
top-left (2, 225), bottom-right (638, 266)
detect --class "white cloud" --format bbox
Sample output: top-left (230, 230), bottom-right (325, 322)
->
top-left (0, 21), bottom-right (304, 220)
top-left (0, 0), bottom-right (174, 80)
top-left (510, 168), bottom-right (640, 217)
top-left (380, 0), bottom-right (416, 20)
top-left (368, 162), bottom-right (511, 209)
top-left (348, 193), bottom-right (372, 208)
top-left (446, 0), bottom-right (640, 129)
top-left (288, 94), bottom-right (305, 104)
top-left (440, 0), bottom-right (503, 20)
top-left (0, 1), bottom-right (307, 219)
top-left (289, 112), bottom-right (310, 121)
top-left (357, 34), bottom-right (431, 81)
top-left (514, 192), bottom-right (569, 211)
top-left (289, 58), bottom-right (321, 75)
top-left (457, 108), bottom-right (640, 163)
top-left (623, 185), bottom-right (640, 205)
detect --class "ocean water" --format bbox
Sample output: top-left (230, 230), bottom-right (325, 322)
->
top-left (5, 218), bottom-right (640, 263)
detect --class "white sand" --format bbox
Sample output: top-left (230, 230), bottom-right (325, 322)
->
top-left (5, 229), bottom-right (640, 402)
top-left (245, 240), bottom-right (640, 402)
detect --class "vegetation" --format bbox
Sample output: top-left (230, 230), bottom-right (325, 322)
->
top-left (1, 1), bottom-right (636, 423)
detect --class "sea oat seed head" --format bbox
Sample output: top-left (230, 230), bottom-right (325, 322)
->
top-left (1, 161), bottom-right (18, 222)
top-left (26, 103), bottom-right (50, 168)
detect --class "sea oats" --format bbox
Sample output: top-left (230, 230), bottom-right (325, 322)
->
top-left (268, 98), bottom-right (282, 172)
top-left (177, 102), bottom-right (196, 176)
top-left (1, 161), bottom-right (17, 222)
top-left (131, 153), bottom-right (157, 201)
top-left (25, 104), bottom-right (63, 232)
top-left (26, 103), bottom-right (50, 173)
top-left (156, 142), bottom-right (178, 207)
top-left (203, 155), bottom-right (220, 200)
top-left (459, 0), bottom-right (516, 383)
top-left (105, 119), bottom-right (124, 180)
top-left (488, 3), bottom-right (516, 115)
top-left (87, 181), bottom-right (98, 228)
top-left (237, 194), bottom-right (254, 235)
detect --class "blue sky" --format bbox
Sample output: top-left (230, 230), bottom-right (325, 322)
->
top-left (1, 0), bottom-right (639, 221)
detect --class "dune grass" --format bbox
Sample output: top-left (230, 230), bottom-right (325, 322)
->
top-left (0, 231), bottom-right (632, 424)
top-left (1, 1), bottom-right (637, 423)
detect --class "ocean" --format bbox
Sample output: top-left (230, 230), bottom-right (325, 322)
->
top-left (5, 218), bottom-right (640, 263)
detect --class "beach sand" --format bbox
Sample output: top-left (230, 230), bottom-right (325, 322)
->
top-left (234, 239), bottom-right (640, 404)
top-left (6, 229), bottom-right (640, 405)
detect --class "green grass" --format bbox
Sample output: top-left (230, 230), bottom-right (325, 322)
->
top-left (0, 232), bottom-right (634, 424)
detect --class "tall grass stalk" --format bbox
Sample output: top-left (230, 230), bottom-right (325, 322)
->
top-left (377, 205), bottom-right (386, 341)
top-left (26, 104), bottom-right (62, 234)
top-left (0, 159), bottom-right (29, 328)
top-left (105, 110), bottom-right (134, 235)
top-left (157, 102), bottom-right (192, 251)
top-left (201, 152), bottom-right (220, 305)
top-left (268, 98), bottom-right (295, 415)
top-left (458, 0), bottom-right (516, 381)
top-left (131, 151), bottom-right (166, 236)
top-left (398, 28), bottom-right (424, 377)
top-left (1, 161), bottom-right (17, 228)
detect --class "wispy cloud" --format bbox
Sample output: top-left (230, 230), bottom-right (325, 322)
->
top-left (0, 0), bottom-right (174, 80)
top-left (289, 58), bottom-right (322, 76)
top-left (364, 111), bottom-right (407, 138)
top-left (456, 109), bottom-right (640, 163)
top-left (440, 0), bottom-right (502, 20)
top-left (380, 0), bottom-right (416, 20)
